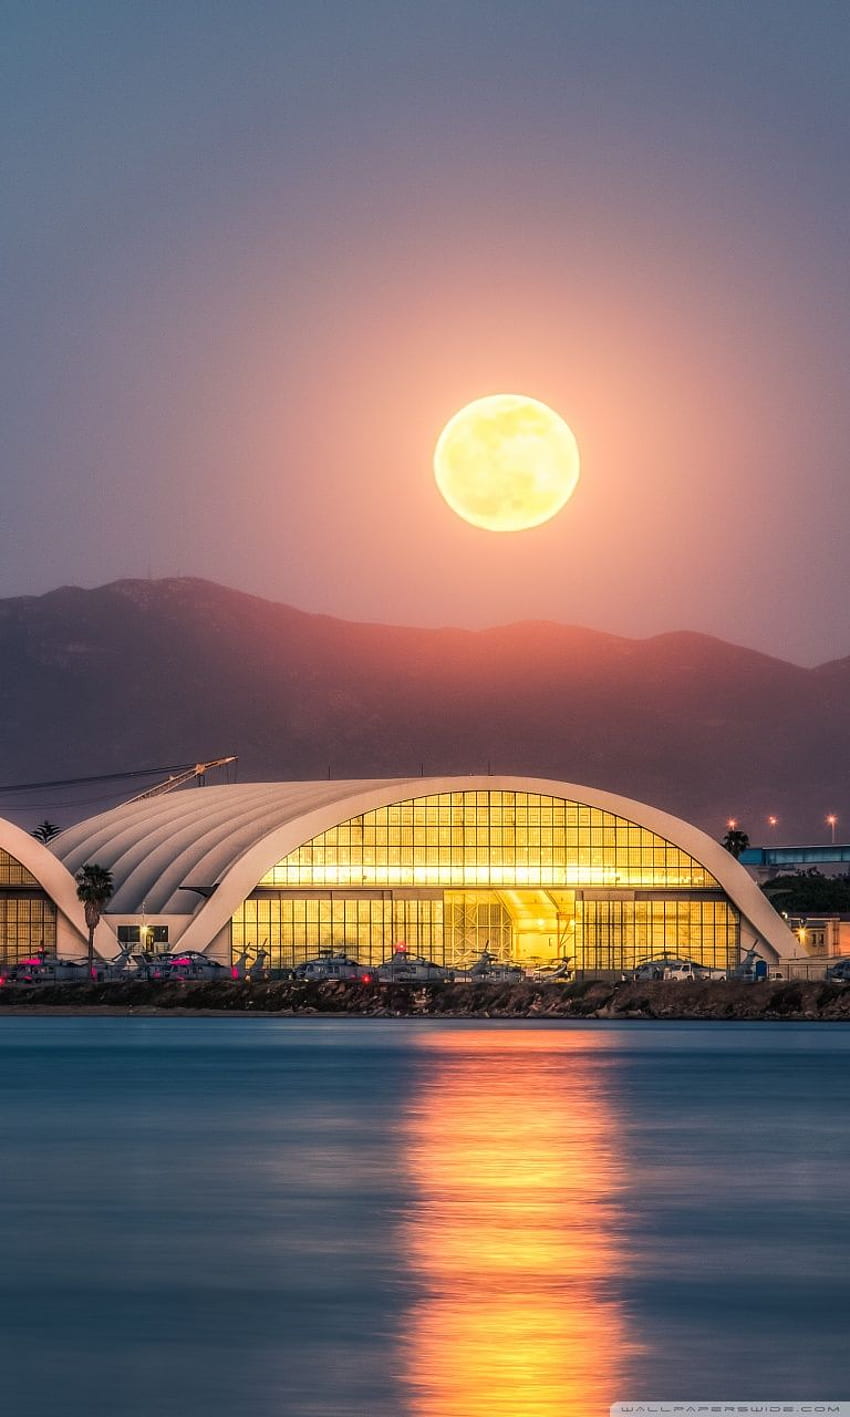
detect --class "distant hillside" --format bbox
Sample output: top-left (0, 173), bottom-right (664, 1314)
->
top-left (0, 577), bottom-right (844, 840)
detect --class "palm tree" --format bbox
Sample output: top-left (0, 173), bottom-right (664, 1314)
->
top-left (75, 864), bottom-right (114, 976)
top-left (32, 819), bottom-right (61, 843)
top-left (721, 827), bottom-right (750, 859)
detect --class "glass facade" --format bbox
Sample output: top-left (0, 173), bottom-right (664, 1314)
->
top-left (0, 848), bottom-right (40, 888)
top-left (231, 790), bottom-right (740, 972)
top-left (260, 790), bottom-right (716, 891)
top-left (0, 847), bottom-right (57, 963)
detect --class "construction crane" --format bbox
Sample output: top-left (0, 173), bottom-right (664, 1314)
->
top-left (123, 756), bottom-right (237, 805)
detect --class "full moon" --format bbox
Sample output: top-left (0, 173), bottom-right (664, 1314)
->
top-left (433, 393), bottom-right (580, 532)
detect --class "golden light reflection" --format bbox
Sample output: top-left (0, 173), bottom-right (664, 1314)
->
top-left (400, 1029), bottom-right (636, 1417)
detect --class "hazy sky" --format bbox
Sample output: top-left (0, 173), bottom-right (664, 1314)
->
top-left (3, 1), bottom-right (849, 664)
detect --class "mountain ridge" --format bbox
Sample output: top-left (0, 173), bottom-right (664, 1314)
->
top-left (9, 576), bottom-right (824, 666)
top-left (0, 577), bottom-right (844, 840)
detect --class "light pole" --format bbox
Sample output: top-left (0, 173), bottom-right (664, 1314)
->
top-left (827, 814), bottom-right (837, 845)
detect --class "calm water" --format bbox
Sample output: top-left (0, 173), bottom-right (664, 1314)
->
top-left (0, 1018), bottom-right (848, 1417)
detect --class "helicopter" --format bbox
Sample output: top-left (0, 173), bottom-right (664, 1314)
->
top-left (292, 949), bottom-right (374, 982)
top-left (376, 944), bottom-right (450, 983)
top-left (628, 954), bottom-right (715, 982)
top-left (128, 949), bottom-right (231, 981)
top-left (232, 945), bottom-right (271, 979)
top-left (825, 958), bottom-right (850, 983)
top-left (527, 955), bottom-right (574, 983)
top-left (724, 945), bottom-right (769, 982)
top-left (452, 948), bottom-right (525, 983)
top-left (0, 954), bottom-right (91, 987)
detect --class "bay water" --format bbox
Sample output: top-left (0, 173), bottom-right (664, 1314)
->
top-left (0, 1017), bottom-right (847, 1416)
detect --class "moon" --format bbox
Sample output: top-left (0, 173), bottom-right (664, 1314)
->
top-left (433, 393), bottom-right (580, 532)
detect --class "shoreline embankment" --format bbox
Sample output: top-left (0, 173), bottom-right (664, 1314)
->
top-left (2, 977), bottom-right (850, 1020)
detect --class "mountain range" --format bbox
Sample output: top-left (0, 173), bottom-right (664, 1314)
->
top-left (0, 577), bottom-right (845, 841)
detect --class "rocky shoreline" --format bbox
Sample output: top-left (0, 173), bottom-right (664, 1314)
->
top-left (1, 976), bottom-right (849, 1020)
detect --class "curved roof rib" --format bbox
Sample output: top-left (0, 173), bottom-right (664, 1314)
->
top-left (55, 781), bottom-right (409, 914)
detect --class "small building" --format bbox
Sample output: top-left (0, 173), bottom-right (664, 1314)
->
top-left (786, 913), bottom-right (850, 958)
top-left (740, 844), bottom-right (850, 882)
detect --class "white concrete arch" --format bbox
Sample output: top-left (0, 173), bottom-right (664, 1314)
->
top-left (0, 816), bottom-right (91, 957)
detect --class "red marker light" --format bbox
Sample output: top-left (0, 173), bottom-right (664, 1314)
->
top-left (231, 966), bottom-right (238, 979)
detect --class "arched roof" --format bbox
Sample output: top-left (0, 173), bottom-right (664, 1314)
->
top-left (54, 777), bottom-right (796, 960)
top-left (0, 816), bottom-right (89, 948)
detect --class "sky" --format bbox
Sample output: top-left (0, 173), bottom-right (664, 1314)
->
top-left (3, 0), bottom-right (849, 665)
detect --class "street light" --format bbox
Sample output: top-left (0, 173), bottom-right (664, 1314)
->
top-left (768, 815), bottom-right (778, 830)
top-left (827, 814), bottom-right (837, 845)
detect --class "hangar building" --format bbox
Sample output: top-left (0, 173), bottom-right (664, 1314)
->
top-left (52, 776), bottom-right (795, 970)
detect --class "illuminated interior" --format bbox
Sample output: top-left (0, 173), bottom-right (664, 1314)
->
top-left (231, 789), bottom-right (740, 970)
top-left (0, 847), bottom-right (57, 963)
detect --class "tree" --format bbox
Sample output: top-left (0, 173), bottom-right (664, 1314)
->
top-left (75, 864), bottom-right (114, 976)
top-left (32, 820), bottom-right (61, 843)
top-left (762, 869), bottom-right (850, 913)
top-left (722, 827), bottom-right (750, 859)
